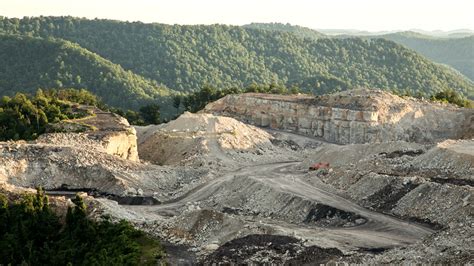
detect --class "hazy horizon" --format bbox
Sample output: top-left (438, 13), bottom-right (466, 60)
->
top-left (1, 0), bottom-right (473, 32)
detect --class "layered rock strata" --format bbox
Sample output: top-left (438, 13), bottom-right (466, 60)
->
top-left (204, 89), bottom-right (473, 144)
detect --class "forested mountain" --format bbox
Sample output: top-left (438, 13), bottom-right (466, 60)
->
top-left (380, 32), bottom-right (474, 81)
top-left (401, 29), bottom-right (474, 38)
top-left (241, 23), bottom-right (474, 84)
top-left (0, 17), bottom-right (473, 100)
top-left (0, 34), bottom-right (170, 110)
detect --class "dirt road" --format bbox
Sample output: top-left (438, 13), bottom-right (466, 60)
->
top-left (125, 161), bottom-right (434, 251)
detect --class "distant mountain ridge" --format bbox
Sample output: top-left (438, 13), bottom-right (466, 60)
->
top-left (244, 23), bottom-right (474, 83)
top-left (317, 28), bottom-right (474, 38)
top-left (380, 32), bottom-right (474, 82)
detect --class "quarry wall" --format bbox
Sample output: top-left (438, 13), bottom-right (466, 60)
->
top-left (204, 90), bottom-right (473, 144)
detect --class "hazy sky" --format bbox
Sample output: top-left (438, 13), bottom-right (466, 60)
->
top-left (2, 0), bottom-right (473, 31)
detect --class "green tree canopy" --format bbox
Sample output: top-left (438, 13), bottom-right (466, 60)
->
top-left (0, 88), bottom-right (97, 140)
top-left (0, 189), bottom-right (164, 265)
top-left (0, 16), bottom-right (472, 100)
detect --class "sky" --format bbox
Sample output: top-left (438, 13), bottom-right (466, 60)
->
top-left (1, 0), bottom-right (473, 31)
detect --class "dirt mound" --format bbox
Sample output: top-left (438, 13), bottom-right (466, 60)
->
top-left (303, 139), bottom-right (473, 263)
top-left (136, 112), bottom-right (273, 165)
top-left (301, 141), bottom-right (427, 168)
top-left (412, 139), bottom-right (474, 176)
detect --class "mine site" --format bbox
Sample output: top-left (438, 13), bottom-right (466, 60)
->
top-left (1, 89), bottom-right (472, 264)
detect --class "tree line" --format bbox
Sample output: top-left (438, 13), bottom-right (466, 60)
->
top-left (0, 88), bottom-right (165, 141)
top-left (176, 84), bottom-right (473, 117)
top-left (174, 83), bottom-right (300, 113)
top-left (393, 88), bottom-right (473, 108)
top-left (0, 88), bottom-right (98, 141)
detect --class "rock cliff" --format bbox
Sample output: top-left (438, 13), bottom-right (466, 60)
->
top-left (203, 89), bottom-right (473, 144)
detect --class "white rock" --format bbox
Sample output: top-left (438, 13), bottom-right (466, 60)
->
top-left (204, 244), bottom-right (219, 251)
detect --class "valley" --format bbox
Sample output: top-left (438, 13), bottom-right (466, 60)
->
top-left (0, 7), bottom-right (473, 264)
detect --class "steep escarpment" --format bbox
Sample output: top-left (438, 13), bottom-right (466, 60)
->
top-left (204, 89), bottom-right (473, 144)
top-left (0, 140), bottom-right (206, 198)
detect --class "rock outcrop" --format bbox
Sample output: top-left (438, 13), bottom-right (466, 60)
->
top-left (37, 107), bottom-right (139, 161)
top-left (0, 139), bottom-right (208, 198)
top-left (204, 89), bottom-right (473, 144)
top-left (0, 141), bottom-right (157, 195)
top-left (0, 107), bottom-right (147, 196)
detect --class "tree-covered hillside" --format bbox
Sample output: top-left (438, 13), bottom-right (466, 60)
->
top-left (380, 32), bottom-right (474, 82)
top-left (0, 34), bottom-right (170, 109)
top-left (241, 23), bottom-right (474, 84)
top-left (1, 16), bottom-right (473, 98)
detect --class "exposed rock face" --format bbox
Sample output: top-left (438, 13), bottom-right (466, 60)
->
top-left (203, 89), bottom-right (473, 144)
top-left (0, 140), bottom-right (206, 197)
top-left (37, 108), bottom-right (139, 161)
top-left (0, 107), bottom-right (148, 196)
top-left (0, 141), bottom-right (141, 195)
